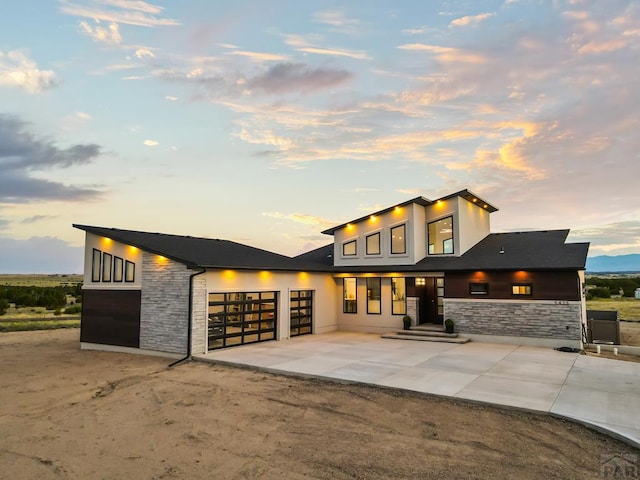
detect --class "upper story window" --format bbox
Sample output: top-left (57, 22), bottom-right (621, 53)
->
top-left (92, 249), bottom-right (101, 282)
top-left (428, 216), bottom-right (454, 255)
top-left (366, 232), bottom-right (381, 255)
top-left (113, 256), bottom-right (124, 282)
top-left (125, 260), bottom-right (135, 282)
top-left (91, 248), bottom-right (136, 283)
top-left (342, 240), bottom-right (357, 256)
top-left (102, 253), bottom-right (113, 282)
top-left (390, 224), bottom-right (406, 254)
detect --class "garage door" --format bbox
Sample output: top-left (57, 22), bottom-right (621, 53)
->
top-left (290, 290), bottom-right (313, 337)
top-left (207, 291), bottom-right (277, 350)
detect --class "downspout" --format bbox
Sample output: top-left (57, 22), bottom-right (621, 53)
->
top-left (169, 267), bottom-right (206, 368)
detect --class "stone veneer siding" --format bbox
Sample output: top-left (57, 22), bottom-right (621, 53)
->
top-left (444, 299), bottom-right (582, 341)
top-left (139, 253), bottom-right (193, 354)
top-left (190, 273), bottom-right (208, 355)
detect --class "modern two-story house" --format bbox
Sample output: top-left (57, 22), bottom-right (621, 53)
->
top-left (74, 189), bottom-right (589, 359)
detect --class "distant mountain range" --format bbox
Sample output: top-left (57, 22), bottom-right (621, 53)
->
top-left (586, 254), bottom-right (640, 273)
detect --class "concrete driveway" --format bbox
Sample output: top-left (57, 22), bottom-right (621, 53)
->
top-left (194, 332), bottom-right (640, 448)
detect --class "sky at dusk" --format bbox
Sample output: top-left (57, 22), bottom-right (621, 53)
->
top-left (1, 0), bottom-right (639, 273)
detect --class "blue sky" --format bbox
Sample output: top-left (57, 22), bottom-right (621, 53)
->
top-left (1, 0), bottom-right (639, 273)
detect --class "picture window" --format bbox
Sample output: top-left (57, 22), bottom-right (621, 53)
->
top-left (390, 224), bottom-right (406, 254)
top-left (428, 216), bottom-right (454, 255)
top-left (342, 240), bottom-right (357, 256)
top-left (366, 232), bottom-right (381, 255)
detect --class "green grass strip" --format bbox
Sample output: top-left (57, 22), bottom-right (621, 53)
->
top-left (0, 320), bottom-right (80, 332)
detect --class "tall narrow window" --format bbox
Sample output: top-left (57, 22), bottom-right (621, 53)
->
top-left (428, 216), bottom-right (454, 255)
top-left (390, 224), bottom-right (406, 254)
top-left (391, 277), bottom-right (406, 315)
top-left (342, 240), bottom-right (357, 256)
top-left (343, 278), bottom-right (357, 313)
top-left (113, 256), bottom-right (124, 282)
top-left (367, 278), bottom-right (381, 314)
top-left (366, 232), bottom-right (381, 255)
top-left (102, 253), bottom-right (112, 282)
top-left (125, 260), bottom-right (135, 282)
top-left (91, 249), bottom-right (101, 282)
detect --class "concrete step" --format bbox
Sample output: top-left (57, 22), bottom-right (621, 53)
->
top-left (411, 324), bottom-right (446, 332)
top-left (382, 334), bottom-right (470, 344)
top-left (397, 329), bottom-right (459, 338)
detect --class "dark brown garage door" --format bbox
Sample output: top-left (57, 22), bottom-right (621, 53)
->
top-left (81, 289), bottom-right (141, 348)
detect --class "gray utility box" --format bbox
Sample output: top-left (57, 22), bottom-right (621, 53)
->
top-left (586, 310), bottom-right (620, 344)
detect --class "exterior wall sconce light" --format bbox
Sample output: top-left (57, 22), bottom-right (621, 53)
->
top-left (499, 246), bottom-right (505, 254)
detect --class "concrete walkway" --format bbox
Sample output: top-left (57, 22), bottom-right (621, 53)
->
top-left (194, 332), bottom-right (640, 448)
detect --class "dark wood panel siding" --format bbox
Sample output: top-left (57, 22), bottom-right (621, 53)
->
top-left (81, 289), bottom-right (141, 348)
top-left (445, 271), bottom-right (581, 301)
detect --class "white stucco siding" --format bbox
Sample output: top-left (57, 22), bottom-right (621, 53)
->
top-left (334, 275), bottom-right (412, 333)
top-left (423, 197), bottom-right (490, 257)
top-left (332, 203), bottom-right (424, 266)
top-left (456, 197), bottom-right (490, 255)
top-left (82, 232), bottom-right (143, 290)
top-left (191, 269), bottom-right (337, 354)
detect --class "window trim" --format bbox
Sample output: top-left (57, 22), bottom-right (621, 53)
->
top-left (366, 277), bottom-right (382, 315)
top-left (390, 224), bottom-right (407, 255)
top-left (343, 277), bottom-right (357, 314)
top-left (91, 248), bottom-right (101, 282)
top-left (342, 239), bottom-right (357, 257)
top-left (365, 232), bottom-right (381, 256)
top-left (512, 283), bottom-right (533, 296)
top-left (101, 253), bottom-right (113, 282)
top-left (469, 282), bottom-right (489, 295)
top-left (428, 215), bottom-right (455, 255)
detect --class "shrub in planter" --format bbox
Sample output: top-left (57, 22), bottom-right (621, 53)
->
top-left (444, 318), bottom-right (455, 334)
top-left (402, 315), bottom-right (412, 330)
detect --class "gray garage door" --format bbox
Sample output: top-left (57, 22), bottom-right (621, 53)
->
top-left (207, 291), bottom-right (277, 350)
top-left (290, 290), bottom-right (313, 337)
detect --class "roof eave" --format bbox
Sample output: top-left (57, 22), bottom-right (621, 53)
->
top-left (321, 196), bottom-right (431, 235)
top-left (73, 224), bottom-right (200, 269)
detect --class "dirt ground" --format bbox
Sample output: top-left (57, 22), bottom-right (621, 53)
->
top-left (0, 330), bottom-right (636, 480)
top-left (621, 321), bottom-right (640, 346)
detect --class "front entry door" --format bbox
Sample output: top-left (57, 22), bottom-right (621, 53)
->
top-left (416, 277), bottom-right (444, 324)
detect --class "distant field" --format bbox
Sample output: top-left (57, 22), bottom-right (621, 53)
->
top-left (586, 297), bottom-right (640, 321)
top-left (1, 274), bottom-right (82, 332)
top-left (0, 274), bottom-right (82, 287)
